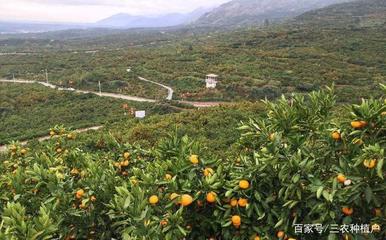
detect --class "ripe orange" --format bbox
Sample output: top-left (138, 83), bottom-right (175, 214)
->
top-left (337, 174), bottom-right (346, 184)
top-left (20, 148), bottom-right (27, 155)
top-left (342, 207), bottom-right (354, 216)
top-left (67, 133), bottom-right (75, 140)
top-left (70, 168), bottom-right (80, 175)
top-left (76, 189), bottom-right (84, 199)
top-left (231, 215), bottom-right (241, 227)
top-left (254, 235), bottom-right (260, 240)
top-left (203, 167), bottom-right (214, 177)
top-left (165, 174), bottom-right (172, 180)
top-left (238, 198), bottom-right (248, 207)
top-left (79, 202), bottom-right (87, 209)
top-left (190, 155), bottom-right (199, 165)
top-left (277, 231), bottom-right (285, 238)
top-left (149, 195), bottom-right (159, 205)
top-left (363, 159), bottom-right (377, 169)
top-left (180, 194), bottom-right (193, 207)
top-left (123, 152), bottom-right (130, 159)
top-left (239, 180), bottom-right (250, 189)
top-left (351, 121), bottom-right (362, 129)
top-left (160, 219), bottom-right (168, 226)
top-left (170, 193), bottom-right (179, 201)
top-left (121, 160), bottom-right (129, 167)
top-left (206, 192), bottom-right (217, 203)
top-left (331, 131), bottom-right (341, 141)
top-left (230, 198), bottom-right (238, 207)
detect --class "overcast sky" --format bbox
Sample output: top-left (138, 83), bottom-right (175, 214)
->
top-left (0, 0), bottom-right (229, 23)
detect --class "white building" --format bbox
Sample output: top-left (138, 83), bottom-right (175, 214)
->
top-left (135, 111), bottom-right (146, 119)
top-left (205, 74), bottom-right (218, 89)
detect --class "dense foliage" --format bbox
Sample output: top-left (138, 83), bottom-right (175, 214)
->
top-left (0, 87), bottom-right (384, 239)
top-left (0, 83), bottom-right (178, 144)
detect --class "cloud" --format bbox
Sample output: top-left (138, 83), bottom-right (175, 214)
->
top-left (0, 0), bottom-right (229, 22)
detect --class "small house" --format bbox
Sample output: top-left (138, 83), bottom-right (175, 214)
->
top-left (205, 74), bottom-right (218, 89)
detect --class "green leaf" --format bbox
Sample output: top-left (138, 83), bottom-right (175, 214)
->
top-left (317, 186), bottom-right (324, 199)
top-left (365, 186), bottom-right (373, 204)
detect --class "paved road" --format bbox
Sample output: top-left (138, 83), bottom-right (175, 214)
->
top-left (0, 79), bottom-right (223, 107)
top-left (0, 79), bottom-right (156, 102)
top-left (0, 126), bottom-right (103, 153)
top-left (138, 77), bottom-right (174, 100)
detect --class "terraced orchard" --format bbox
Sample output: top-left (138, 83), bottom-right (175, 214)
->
top-left (0, 86), bottom-right (384, 240)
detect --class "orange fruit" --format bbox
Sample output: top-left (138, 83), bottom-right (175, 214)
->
top-left (374, 208), bottom-right (382, 217)
top-left (238, 198), bottom-right (248, 207)
top-left (239, 180), bottom-right (250, 189)
top-left (190, 155), bottom-right (199, 164)
top-left (230, 198), bottom-right (238, 207)
top-left (160, 219), bottom-right (168, 226)
top-left (70, 168), bottom-right (80, 175)
top-left (206, 192), bottom-right (217, 203)
top-left (269, 133), bottom-right (276, 141)
top-left (254, 236), bottom-right (261, 240)
top-left (351, 121), bottom-right (364, 129)
top-left (231, 215), bottom-right (241, 227)
top-left (90, 196), bottom-right (96, 202)
top-left (121, 160), bottom-right (129, 167)
top-left (342, 207), bottom-right (354, 216)
top-left (360, 121), bottom-right (368, 127)
top-left (180, 194), bottom-right (193, 207)
top-left (277, 231), bottom-right (285, 238)
top-left (165, 174), bottom-right (172, 180)
top-left (203, 168), bottom-right (214, 177)
top-left (79, 202), bottom-right (87, 209)
top-left (170, 193), bottom-right (179, 201)
top-left (123, 152), bottom-right (130, 159)
top-left (149, 195), bottom-right (159, 205)
top-left (20, 149), bottom-right (27, 155)
top-left (76, 189), bottom-right (84, 199)
top-left (363, 159), bottom-right (377, 169)
top-left (337, 174), bottom-right (346, 184)
top-left (331, 131), bottom-right (341, 141)
top-left (67, 133), bottom-right (75, 140)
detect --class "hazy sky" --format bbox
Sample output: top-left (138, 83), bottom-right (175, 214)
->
top-left (0, 0), bottom-right (229, 23)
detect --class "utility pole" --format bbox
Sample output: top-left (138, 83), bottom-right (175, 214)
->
top-left (98, 81), bottom-right (102, 96)
top-left (45, 69), bottom-right (48, 83)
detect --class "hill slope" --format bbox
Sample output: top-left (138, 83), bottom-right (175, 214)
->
top-left (195, 0), bottom-right (351, 26)
top-left (295, 0), bottom-right (386, 27)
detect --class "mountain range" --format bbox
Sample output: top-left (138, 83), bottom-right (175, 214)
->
top-left (0, 0), bottom-right (357, 34)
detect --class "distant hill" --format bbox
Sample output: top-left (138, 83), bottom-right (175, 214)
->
top-left (96, 8), bottom-right (211, 28)
top-left (0, 8), bottom-right (211, 34)
top-left (295, 0), bottom-right (386, 27)
top-left (194, 0), bottom-right (352, 26)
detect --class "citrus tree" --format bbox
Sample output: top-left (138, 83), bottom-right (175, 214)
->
top-left (0, 86), bottom-right (384, 240)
